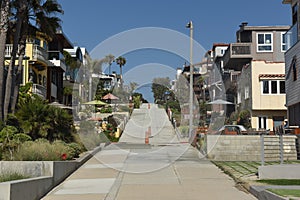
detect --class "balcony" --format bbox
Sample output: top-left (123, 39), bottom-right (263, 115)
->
top-left (48, 51), bottom-right (67, 71)
top-left (5, 44), bottom-right (22, 58)
top-left (32, 84), bottom-right (46, 99)
top-left (223, 43), bottom-right (252, 70)
top-left (32, 45), bottom-right (48, 62)
top-left (285, 22), bottom-right (298, 51)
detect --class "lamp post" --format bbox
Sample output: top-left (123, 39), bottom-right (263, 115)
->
top-left (186, 21), bottom-right (193, 140)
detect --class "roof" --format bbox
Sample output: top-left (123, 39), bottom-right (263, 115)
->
top-left (239, 25), bottom-right (290, 32)
top-left (212, 43), bottom-right (229, 51)
top-left (259, 74), bottom-right (285, 79)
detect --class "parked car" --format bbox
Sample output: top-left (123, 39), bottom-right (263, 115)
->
top-left (218, 125), bottom-right (247, 135)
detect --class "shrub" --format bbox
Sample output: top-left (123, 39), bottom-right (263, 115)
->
top-left (11, 139), bottom-right (75, 161)
top-left (67, 143), bottom-right (83, 158)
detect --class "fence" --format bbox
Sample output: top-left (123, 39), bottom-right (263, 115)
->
top-left (260, 134), bottom-right (297, 165)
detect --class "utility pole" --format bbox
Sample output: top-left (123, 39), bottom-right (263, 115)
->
top-left (186, 21), bottom-right (194, 140)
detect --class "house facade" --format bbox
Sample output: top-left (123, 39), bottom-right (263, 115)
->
top-left (48, 29), bottom-right (73, 103)
top-left (237, 61), bottom-right (286, 130)
top-left (283, 0), bottom-right (300, 126)
top-left (221, 23), bottom-right (289, 130)
top-left (5, 32), bottom-right (53, 100)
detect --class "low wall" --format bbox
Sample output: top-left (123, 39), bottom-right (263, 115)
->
top-left (206, 135), bottom-right (297, 161)
top-left (259, 164), bottom-right (300, 179)
top-left (0, 145), bottom-right (103, 200)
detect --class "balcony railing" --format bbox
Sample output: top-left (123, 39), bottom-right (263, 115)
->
top-left (32, 45), bottom-right (48, 61)
top-left (223, 43), bottom-right (252, 69)
top-left (231, 43), bottom-right (251, 55)
top-left (48, 51), bottom-right (65, 61)
top-left (48, 51), bottom-right (67, 71)
top-left (5, 44), bottom-right (23, 58)
top-left (32, 84), bottom-right (46, 99)
top-left (285, 22), bottom-right (298, 50)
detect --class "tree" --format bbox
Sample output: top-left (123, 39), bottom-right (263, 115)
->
top-left (115, 56), bottom-right (126, 87)
top-left (84, 54), bottom-right (115, 101)
top-left (0, 0), bottom-right (11, 121)
top-left (11, 0), bottom-right (63, 113)
top-left (151, 77), bottom-right (171, 103)
top-left (3, 0), bottom-right (63, 120)
top-left (105, 54), bottom-right (114, 74)
top-left (129, 82), bottom-right (138, 94)
top-left (15, 96), bottom-right (52, 140)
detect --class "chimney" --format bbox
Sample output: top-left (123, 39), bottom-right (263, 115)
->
top-left (239, 22), bottom-right (248, 28)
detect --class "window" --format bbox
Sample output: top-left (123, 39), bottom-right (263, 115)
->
top-left (280, 81), bottom-right (285, 94)
top-left (257, 33), bottom-right (273, 52)
top-left (292, 59), bottom-right (297, 81)
top-left (271, 81), bottom-right (277, 94)
top-left (245, 86), bottom-right (249, 99)
top-left (262, 80), bottom-right (269, 94)
top-left (34, 38), bottom-right (41, 46)
top-left (281, 32), bottom-right (287, 52)
top-left (237, 92), bottom-right (241, 104)
top-left (261, 80), bottom-right (285, 94)
top-left (43, 41), bottom-right (48, 50)
top-left (258, 116), bottom-right (267, 129)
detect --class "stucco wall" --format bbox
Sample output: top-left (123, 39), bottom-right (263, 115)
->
top-left (251, 61), bottom-right (286, 110)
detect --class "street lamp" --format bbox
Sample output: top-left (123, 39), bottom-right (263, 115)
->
top-left (186, 21), bottom-right (193, 140)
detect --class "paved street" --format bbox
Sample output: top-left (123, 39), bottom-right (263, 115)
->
top-left (43, 104), bottom-right (256, 200)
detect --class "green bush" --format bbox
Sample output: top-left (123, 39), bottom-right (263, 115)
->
top-left (11, 139), bottom-right (75, 161)
top-left (67, 143), bottom-right (83, 158)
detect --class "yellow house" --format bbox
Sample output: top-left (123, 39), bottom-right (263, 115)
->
top-left (237, 60), bottom-right (287, 131)
top-left (5, 32), bottom-right (61, 100)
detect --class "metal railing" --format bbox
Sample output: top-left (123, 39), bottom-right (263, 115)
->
top-left (32, 84), bottom-right (46, 99)
top-left (33, 45), bottom-right (48, 60)
top-left (5, 44), bottom-right (23, 58)
top-left (260, 134), bottom-right (297, 165)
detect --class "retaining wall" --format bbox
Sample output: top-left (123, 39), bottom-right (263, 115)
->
top-left (0, 145), bottom-right (103, 200)
top-left (206, 135), bottom-right (297, 161)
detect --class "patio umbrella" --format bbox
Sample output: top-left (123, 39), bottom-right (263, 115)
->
top-left (82, 100), bottom-right (107, 105)
top-left (102, 93), bottom-right (119, 100)
top-left (207, 99), bottom-right (234, 105)
top-left (49, 101), bottom-right (73, 109)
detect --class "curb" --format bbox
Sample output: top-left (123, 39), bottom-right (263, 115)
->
top-left (250, 186), bottom-right (289, 200)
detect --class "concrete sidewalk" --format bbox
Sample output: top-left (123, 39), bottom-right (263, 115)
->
top-left (42, 104), bottom-right (256, 200)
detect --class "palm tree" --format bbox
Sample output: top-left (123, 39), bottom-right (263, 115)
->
top-left (105, 54), bottom-right (115, 74)
top-left (85, 55), bottom-right (115, 101)
top-left (115, 56), bottom-right (126, 88)
top-left (0, 0), bottom-right (11, 121)
top-left (4, 0), bottom-right (63, 118)
top-left (16, 96), bottom-right (52, 140)
top-left (3, 0), bottom-right (28, 120)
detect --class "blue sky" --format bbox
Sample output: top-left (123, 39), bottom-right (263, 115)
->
top-left (58, 0), bottom-right (290, 51)
top-left (57, 0), bottom-right (291, 101)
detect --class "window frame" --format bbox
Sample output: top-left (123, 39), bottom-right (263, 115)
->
top-left (258, 116), bottom-right (268, 130)
top-left (257, 32), bottom-right (273, 52)
top-left (244, 86), bottom-right (249, 99)
top-left (261, 80), bottom-right (285, 95)
top-left (281, 32), bottom-right (287, 52)
top-left (292, 58), bottom-right (297, 81)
